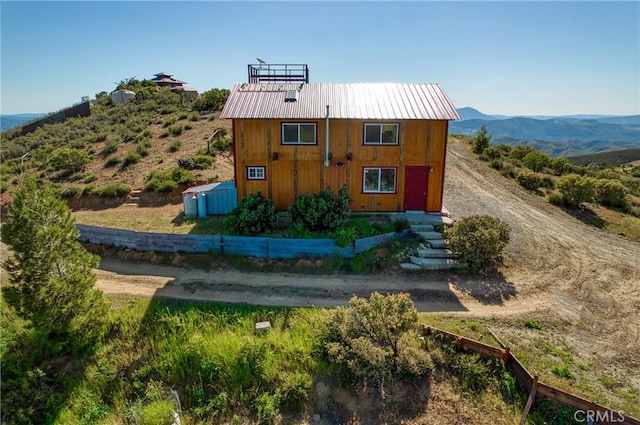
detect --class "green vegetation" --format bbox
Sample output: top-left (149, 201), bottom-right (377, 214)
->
top-left (145, 167), bottom-right (196, 192)
top-left (288, 185), bottom-right (351, 232)
top-left (524, 318), bottom-right (543, 330)
top-left (48, 147), bottom-right (90, 173)
top-left (446, 215), bottom-right (511, 275)
top-left (472, 124), bottom-right (491, 154)
top-left (516, 171), bottom-right (543, 191)
top-left (557, 174), bottom-right (597, 208)
top-left (224, 192), bottom-right (278, 235)
top-left (522, 151), bottom-right (551, 173)
top-left (192, 88), bottom-right (231, 112)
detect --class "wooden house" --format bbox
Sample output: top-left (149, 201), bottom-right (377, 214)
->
top-left (220, 65), bottom-right (459, 213)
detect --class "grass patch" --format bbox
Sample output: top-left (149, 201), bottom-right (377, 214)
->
top-left (524, 318), bottom-right (542, 330)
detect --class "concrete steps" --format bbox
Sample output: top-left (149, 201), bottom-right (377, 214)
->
top-left (409, 256), bottom-right (468, 271)
top-left (125, 189), bottom-right (143, 207)
top-left (417, 248), bottom-right (456, 259)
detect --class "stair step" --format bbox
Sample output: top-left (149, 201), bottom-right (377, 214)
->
top-left (399, 263), bottom-right (424, 271)
top-left (131, 190), bottom-right (143, 195)
top-left (125, 203), bottom-right (138, 207)
top-left (410, 224), bottom-right (434, 232)
top-left (426, 239), bottom-right (447, 249)
top-left (417, 248), bottom-right (455, 259)
top-left (409, 256), bottom-right (467, 270)
top-left (415, 231), bottom-right (444, 240)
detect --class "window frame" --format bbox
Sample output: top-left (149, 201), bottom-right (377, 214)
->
top-left (362, 167), bottom-right (397, 194)
top-left (281, 122), bottom-right (317, 145)
top-left (247, 166), bottom-right (266, 180)
top-left (363, 123), bottom-right (399, 145)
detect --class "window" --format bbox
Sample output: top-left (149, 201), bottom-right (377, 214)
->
top-left (247, 166), bottom-right (265, 180)
top-left (282, 123), bottom-right (316, 144)
top-left (364, 123), bottom-right (399, 145)
top-left (363, 167), bottom-right (396, 193)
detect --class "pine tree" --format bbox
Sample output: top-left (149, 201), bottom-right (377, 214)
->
top-left (472, 124), bottom-right (492, 154)
top-left (2, 177), bottom-right (107, 354)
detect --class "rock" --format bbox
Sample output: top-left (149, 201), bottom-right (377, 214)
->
top-left (313, 414), bottom-right (321, 422)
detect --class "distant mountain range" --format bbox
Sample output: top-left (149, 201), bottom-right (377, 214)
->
top-left (1, 113), bottom-right (45, 132)
top-left (452, 107), bottom-right (640, 157)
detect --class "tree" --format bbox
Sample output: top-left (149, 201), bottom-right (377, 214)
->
top-left (472, 124), bottom-right (492, 154)
top-left (2, 178), bottom-right (108, 354)
top-left (446, 215), bottom-right (511, 275)
top-left (557, 174), bottom-right (597, 208)
top-left (522, 151), bottom-right (551, 173)
top-left (550, 157), bottom-right (571, 176)
top-left (193, 88), bottom-right (231, 112)
top-left (596, 179), bottom-right (629, 210)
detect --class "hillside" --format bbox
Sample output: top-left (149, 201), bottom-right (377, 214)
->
top-left (0, 87), bottom-right (233, 204)
top-left (568, 148), bottom-right (640, 166)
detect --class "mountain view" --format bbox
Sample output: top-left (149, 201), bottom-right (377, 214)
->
top-left (451, 107), bottom-right (640, 157)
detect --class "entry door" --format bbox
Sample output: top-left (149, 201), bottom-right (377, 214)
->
top-left (404, 166), bottom-right (429, 211)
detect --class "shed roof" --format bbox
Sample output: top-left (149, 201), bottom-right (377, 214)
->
top-left (182, 181), bottom-right (234, 195)
top-left (221, 83), bottom-right (460, 120)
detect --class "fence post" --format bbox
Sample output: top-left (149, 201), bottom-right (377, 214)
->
top-left (520, 375), bottom-right (539, 425)
top-left (501, 347), bottom-right (510, 362)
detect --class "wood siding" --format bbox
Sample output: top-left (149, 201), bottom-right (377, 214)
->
top-left (233, 118), bottom-right (449, 212)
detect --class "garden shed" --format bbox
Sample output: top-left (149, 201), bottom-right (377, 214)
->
top-left (182, 182), bottom-right (237, 217)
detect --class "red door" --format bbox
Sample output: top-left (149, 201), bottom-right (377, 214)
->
top-left (404, 166), bottom-right (429, 211)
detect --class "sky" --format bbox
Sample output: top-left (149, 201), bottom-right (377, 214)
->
top-left (1, 1), bottom-right (639, 116)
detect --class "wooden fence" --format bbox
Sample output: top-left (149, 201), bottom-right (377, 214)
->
top-left (422, 325), bottom-right (640, 425)
top-left (77, 224), bottom-right (403, 259)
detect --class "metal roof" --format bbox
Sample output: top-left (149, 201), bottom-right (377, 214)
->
top-left (220, 83), bottom-right (460, 120)
top-left (182, 181), bottom-right (235, 195)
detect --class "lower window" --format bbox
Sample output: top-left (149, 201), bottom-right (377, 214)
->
top-left (247, 166), bottom-right (265, 180)
top-left (363, 167), bottom-right (396, 193)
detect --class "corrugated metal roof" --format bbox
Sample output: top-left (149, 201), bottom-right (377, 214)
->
top-left (220, 83), bottom-right (460, 120)
top-left (182, 181), bottom-right (235, 194)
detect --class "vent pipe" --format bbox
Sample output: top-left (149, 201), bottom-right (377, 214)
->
top-left (324, 105), bottom-right (330, 167)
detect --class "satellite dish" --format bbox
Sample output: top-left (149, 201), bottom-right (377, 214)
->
top-left (256, 57), bottom-right (266, 66)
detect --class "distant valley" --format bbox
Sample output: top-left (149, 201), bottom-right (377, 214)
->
top-left (451, 107), bottom-right (640, 157)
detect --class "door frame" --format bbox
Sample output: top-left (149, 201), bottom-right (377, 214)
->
top-left (404, 165), bottom-right (430, 211)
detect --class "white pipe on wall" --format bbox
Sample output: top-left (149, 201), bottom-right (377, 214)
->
top-left (324, 104), bottom-right (330, 167)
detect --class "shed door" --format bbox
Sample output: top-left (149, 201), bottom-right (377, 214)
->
top-left (404, 166), bottom-right (429, 211)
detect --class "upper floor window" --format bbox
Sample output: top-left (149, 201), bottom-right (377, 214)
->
top-left (282, 123), bottom-right (317, 144)
top-left (364, 123), bottom-right (399, 145)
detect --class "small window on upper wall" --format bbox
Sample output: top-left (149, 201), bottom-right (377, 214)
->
top-left (364, 123), bottom-right (399, 145)
top-left (247, 166), bottom-right (265, 180)
top-left (282, 123), bottom-right (316, 144)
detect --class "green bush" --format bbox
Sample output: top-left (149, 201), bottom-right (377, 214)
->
top-left (557, 174), bottom-right (597, 208)
top-left (392, 218), bottom-right (410, 232)
top-left (193, 88), bottom-right (231, 112)
top-left (104, 155), bottom-right (122, 167)
top-left (288, 185), bottom-right (351, 232)
top-left (323, 293), bottom-right (429, 393)
top-left (61, 186), bottom-right (81, 198)
top-left (490, 159), bottom-right (503, 170)
top-left (48, 147), bottom-right (90, 172)
top-left (104, 138), bottom-right (119, 155)
top-left (510, 145), bottom-right (535, 161)
top-left (168, 140), bottom-right (182, 153)
top-left (548, 192), bottom-right (564, 206)
top-left (596, 179), bottom-right (629, 210)
top-left (496, 144), bottom-right (512, 155)
top-left (224, 192), bottom-right (277, 235)
top-left (522, 151), bottom-right (551, 173)
top-left (93, 183), bottom-right (130, 198)
top-left (516, 171), bottom-right (543, 191)
top-left (168, 124), bottom-right (184, 136)
top-left (192, 154), bottom-right (214, 169)
top-left (122, 151), bottom-right (141, 168)
top-left (446, 215), bottom-right (511, 274)
top-left (334, 227), bottom-right (357, 248)
top-left (500, 165), bottom-right (517, 179)
top-left (479, 146), bottom-right (502, 161)
top-left (139, 399), bottom-right (175, 425)
top-left (550, 157), bottom-right (571, 176)
top-left (472, 124), bottom-right (492, 154)
top-left (541, 176), bottom-right (555, 189)
top-left (145, 168), bottom-right (196, 192)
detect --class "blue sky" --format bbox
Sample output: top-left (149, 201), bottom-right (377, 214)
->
top-left (1, 1), bottom-right (639, 115)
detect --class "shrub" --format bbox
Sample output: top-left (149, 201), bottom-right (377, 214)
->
top-left (334, 227), bottom-right (357, 248)
top-left (189, 112), bottom-right (200, 122)
top-left (522, 151), bottom-right (551, 173)
top-left (83, 173), bottom-right (98, 184)
top-left (446, 215), bottom-right (511, 274)
top-left (500, 165), bottom-right (517, 179)
top-left (541, 176), bottom-right (555, 189)
top-left (496, 144), bottom-right (512, 155)
top-left (479, 146), bottom-right (502, 161)
top-left (548, 192), bottom-right (564, 205)
top-left (596, 179), bottom-right (629, 210)
top-left (192, 154), bottom-right (214, 169)
top-left (224, 192), bottom-right (277, 235)
top-left (146, 167), bottom-right (196, 192)
top-left (193, 88), bottom-right (231, 112)
top-left (490, 159), bottom-right (503, 170)
top-left (122, 151), bottom-right (141, 168)
top-left (323, 293), bottom-right (430, 393)
top-left (557, 174), bottom-right (597, 208)
top-left (105, 155), bottom-right (122, 167)
top-left (93, 183), bottom-right (130, 198)
top-left (168, 140), bottom-right (182, 152)
top-left (61, 186), bottom-right (80, 198)
top-left (163, 116), bottom-right (177, 128)
top-left (516, 171), bottom-right (543, 191)
top-left (168, 124), bottom-right (184, 136)
top-left (510, 145), bottom-right (535, 161)
top-left (524, 319), bottom-right (542, 330)
top-left (472, 124), bottom-right (492, 154)
top-left (288, 185), bottom-right (351, 232)
top-left (104, 138), bottom-right (119, 155)
top-left (48, 147), bottom-right (90, 172)
top-left (550, 157), bottom-right (571, 176)
top-left (392, 218), bottom-right (410, 232)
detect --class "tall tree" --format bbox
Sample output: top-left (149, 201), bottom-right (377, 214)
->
top-left (2, 178), bottom-right (107, 354)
